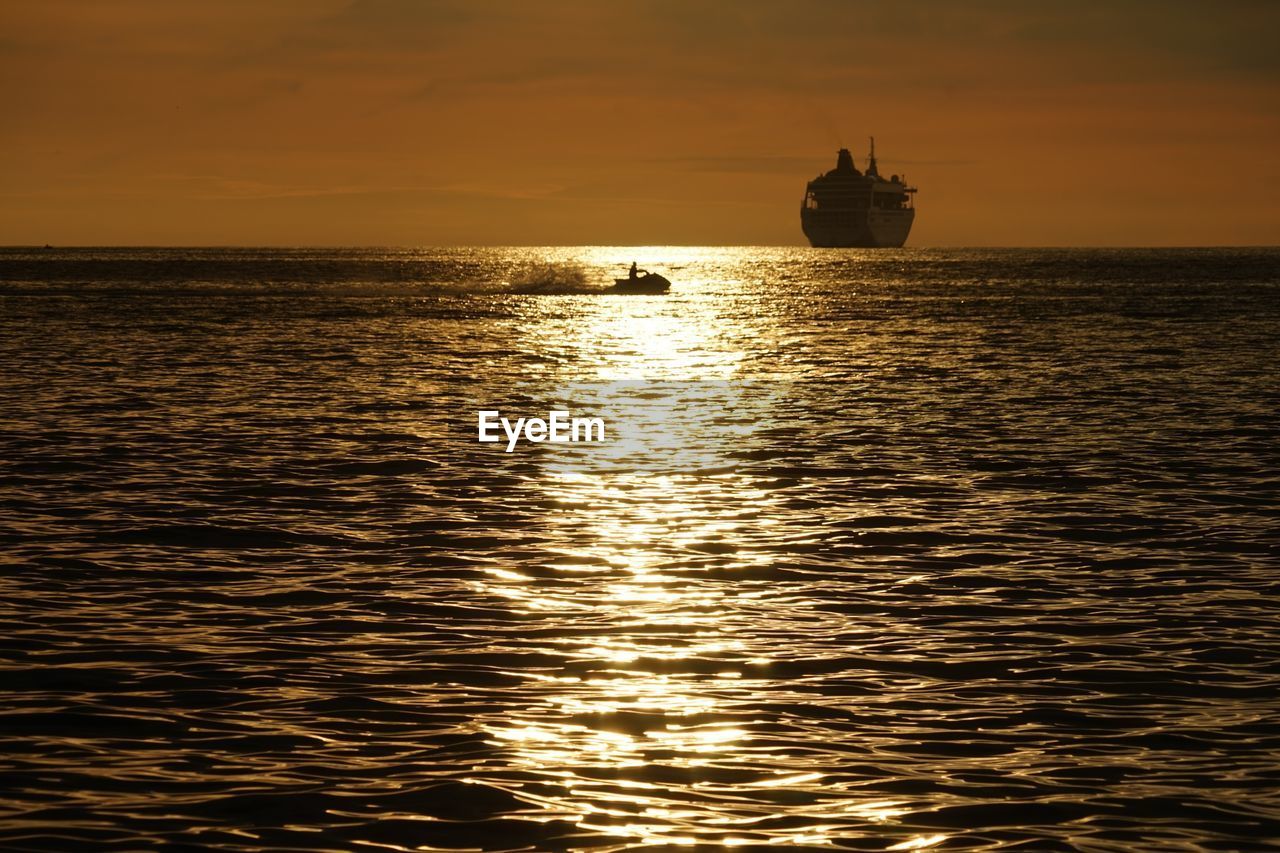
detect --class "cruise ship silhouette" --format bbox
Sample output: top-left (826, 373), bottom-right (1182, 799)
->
top-left (801, 139), bottom-right (916, 248)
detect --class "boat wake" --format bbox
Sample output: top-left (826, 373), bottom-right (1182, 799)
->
top-left (508, 262), bottom-right (599, 294)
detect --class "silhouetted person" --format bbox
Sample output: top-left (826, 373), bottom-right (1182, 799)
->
top-left (629, 261), bottom-right (638, 280)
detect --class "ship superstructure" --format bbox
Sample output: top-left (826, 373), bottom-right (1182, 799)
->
top-left (801, 139), bottom-right (916, 248)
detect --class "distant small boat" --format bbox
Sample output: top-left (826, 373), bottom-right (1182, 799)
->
top-left (609, 272), bottom-right (671, 294)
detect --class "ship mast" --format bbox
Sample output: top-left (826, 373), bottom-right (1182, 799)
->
top-left (866, 136), bottom-right (879, 178)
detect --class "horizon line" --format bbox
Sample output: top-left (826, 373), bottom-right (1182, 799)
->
top-left (4, 243), bottom-right (1280, 251)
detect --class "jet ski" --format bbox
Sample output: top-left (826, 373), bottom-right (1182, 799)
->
top-left (609, 271), bottom-right (671, 294)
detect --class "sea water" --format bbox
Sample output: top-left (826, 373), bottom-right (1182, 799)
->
top-left (1, 246), bottom-right (1278, 850)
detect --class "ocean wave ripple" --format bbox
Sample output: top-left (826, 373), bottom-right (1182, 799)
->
top-left (1, 247), bottom-right (1279, 851)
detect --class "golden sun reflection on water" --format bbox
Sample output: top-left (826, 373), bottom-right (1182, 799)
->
top-left (466, 282), bottom-right (947, 850)
top-left (8, 247), bottom-right (1274, 851)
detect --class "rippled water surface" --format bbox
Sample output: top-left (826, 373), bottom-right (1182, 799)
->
top-left (2, 247), bottom-right (1279, 851)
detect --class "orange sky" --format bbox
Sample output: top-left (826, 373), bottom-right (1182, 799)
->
top-left (2, 1), bottom-right (1278, 246)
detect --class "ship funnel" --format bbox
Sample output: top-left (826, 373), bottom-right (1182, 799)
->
top-left (835, 148), bottom-right (855, 171)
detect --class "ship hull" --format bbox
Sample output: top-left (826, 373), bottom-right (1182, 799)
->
top-left (801, 208), bottom-right (915, 248)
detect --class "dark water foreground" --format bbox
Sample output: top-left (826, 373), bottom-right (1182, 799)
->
top-left (1, 247), bottom-right (1279, 851)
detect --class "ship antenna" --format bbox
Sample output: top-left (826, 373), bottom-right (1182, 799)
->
top-left (867, 136), bottom-right (879, 177)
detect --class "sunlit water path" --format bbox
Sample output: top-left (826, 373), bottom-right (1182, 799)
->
top-left (2, 247), bottom-right (1279, 850)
